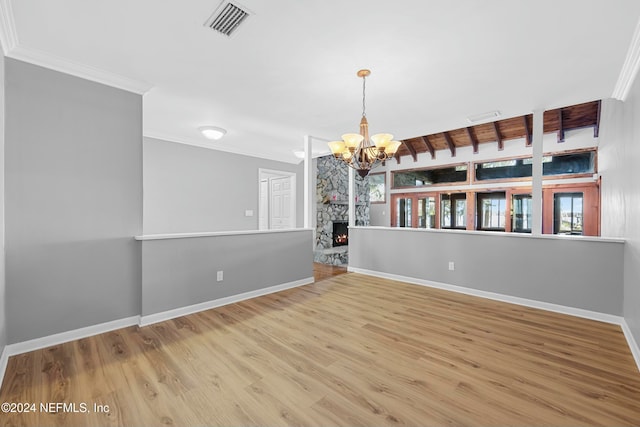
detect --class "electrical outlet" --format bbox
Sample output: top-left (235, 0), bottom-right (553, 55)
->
top-left (217, 271), bottom-right (223, 282)
top-left (448, 261), bottom-right (455, 271)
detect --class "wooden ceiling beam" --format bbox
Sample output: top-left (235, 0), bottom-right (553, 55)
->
top-left (419, 136), bottom-right (435, 159)
top-left (443, 132), bottom-right (456, 157)
top-left (465, 127), bottom-right (479, 153)
top-left (394, 151), bottom-right (401, 164)
top-left (558, 108), bottom-right (565, 142)
top-left (523, 115), bottom-right (532, 146)
top-left (492, 121), bottom-right (503, 150)
top-left (594, 100), bottom-right (601, 138)
top-left (402, 140), bottom-right (418, 162)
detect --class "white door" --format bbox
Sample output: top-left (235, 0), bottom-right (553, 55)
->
top-left (259, 179), bottom-right (269, 230)
top-left (270, 176), bottom-right (292, 229)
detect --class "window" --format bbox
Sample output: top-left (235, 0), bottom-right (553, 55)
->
top-left (474, 150), bottom-right (596, 182)
top-left (441, 194), bottom-right (466, 229)
top-left (368, 172), bottom-right (386, 203)
top-left (395, 197), bottom-right (412, 227)
top-left (512, 194), bottom-right (532, 233)
top-left (391, 192), bottom-right (439, 228)
top-left (554, 193), bottom-right (583, 235)
top-left (476, 192), bottom-right (506, 231)
top-left (417, 196), bottom-right (436, 228)
top-left (392, 164), bottom-right (468, 188)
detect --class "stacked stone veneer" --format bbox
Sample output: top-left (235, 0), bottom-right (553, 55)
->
top-left (314, 156), bottom-right (370, 264)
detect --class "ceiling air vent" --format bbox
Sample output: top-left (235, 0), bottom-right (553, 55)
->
top-left (205, 1), bottom-right (251, 37)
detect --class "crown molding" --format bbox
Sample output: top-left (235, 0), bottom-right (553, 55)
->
top-left (7, 45), bottom-right (153, 94)
top-left (0, 0), bottom-right (152, 94)
top-left (0, 0), bottom-right (18, 54)
top-left (613, 16), bottom-right (640, 101)
top-left (144, 131), bottom-right (300, 164)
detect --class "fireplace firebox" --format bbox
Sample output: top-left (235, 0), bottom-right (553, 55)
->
top-left (332, 221), bottom-right (349, 247)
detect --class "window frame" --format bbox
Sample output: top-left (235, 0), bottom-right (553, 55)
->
top-left (391, 162), bottom-right (470, 189)
top-left (476, 191), bottom-right (507, 232)
top-left (368, 172), bottom-right (386, 204)
top-left (440, 192), bottom-right (467, 230)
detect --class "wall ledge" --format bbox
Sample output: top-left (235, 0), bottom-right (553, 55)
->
top-left (135, 228), bottom-right (313, 241)
top-left (350, 226), bottom-right (625, 244)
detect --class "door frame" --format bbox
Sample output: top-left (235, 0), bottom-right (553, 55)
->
top-left (258, 168), bottom-right (297, 230)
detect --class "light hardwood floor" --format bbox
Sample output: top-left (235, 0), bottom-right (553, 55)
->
top-left (1, 273), bottom-right (639, 426)
top-left (313, 262), bottom-right (347, 282)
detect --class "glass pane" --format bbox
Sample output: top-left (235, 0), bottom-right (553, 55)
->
top-left (417, 197), bottom-right (436, 228)
top-left (393, 165), bottom-right (468, 188)
top-left (396, 198), bottom-right (412, 227)
top-left (368, 173), bottom-right (385, 203)
top-left (455, 199), bottom-right (466, 227)
top-left (512, 194), bottom-right (532, 232)
top-left (554, 193), bottom-right (583, 235)
top-left (480, 199), bottom-right (506, 229)
top-left (475, 151), bottom-right (595, 181)
top-left (441, 198), bottom-right (451, 228)
top-left (476, 192), bottom-right (506, 230)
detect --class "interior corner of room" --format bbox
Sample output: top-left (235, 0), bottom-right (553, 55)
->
top-left (0, 2), bottom-right (640, 425)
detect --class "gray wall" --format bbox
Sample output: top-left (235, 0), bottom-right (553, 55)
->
top-left (5, 59), bottom-right (142, 343)
top-left (0, 53), bottom-right (6, 354)
top-left (349, 227), bottom-right (624, 315)
top-left (144, 137), bottom-right (304, 234)
top-left (141, 230), bottom-right (313, 316)
top-left (600, 91), bottom-right (640, 344)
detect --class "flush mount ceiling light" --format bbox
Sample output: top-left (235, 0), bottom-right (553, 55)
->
top-left (328, 69), bottom-right (401, 178)
top-left (199, 126), bottom-right (227, 140)
top-left (467, 110), bottom-right (501, 124)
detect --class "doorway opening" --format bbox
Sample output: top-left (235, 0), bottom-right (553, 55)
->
top-left (259, 169), bottom-right (296, 230)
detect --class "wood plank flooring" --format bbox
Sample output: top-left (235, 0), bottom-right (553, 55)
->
top-left (1, 273), bottom-right (640, 426)
top-left (313, 262), bottom-right (347, 282)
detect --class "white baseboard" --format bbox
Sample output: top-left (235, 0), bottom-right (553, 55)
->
top-left (348, 267), bottom-right (640, 372)
top-left (0, 345), bottom-right (9, 390)
top-left (622, 320), bottom-right (640, 373)
top-left (348, 267), bottom-right (624, 325)
top-left (139, 277), bottom-right (314, 327)
top-left (0, 315), bottom-right (140, 388)
top-left (4, 315), bottom-right (141, 357)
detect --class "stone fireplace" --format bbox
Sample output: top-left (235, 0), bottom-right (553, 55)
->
top-left (313, 156), bottom-right (370, 265)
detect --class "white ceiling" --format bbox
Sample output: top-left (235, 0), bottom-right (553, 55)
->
top-left (2, 0), bottom-right (640, 163)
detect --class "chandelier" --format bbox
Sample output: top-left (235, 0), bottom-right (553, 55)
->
top-left (328, 69), bottom-right (401, 178)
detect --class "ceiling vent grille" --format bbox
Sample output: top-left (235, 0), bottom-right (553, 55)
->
top-left (205, 1), bottom-right (250, 37)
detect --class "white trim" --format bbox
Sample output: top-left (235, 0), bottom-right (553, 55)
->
top-left (622, 320), bottom-right (640, 373)
top-left (7, 46), bottom-right (152, 94)
top-left (144, 131), bottom-right (300, 165)
top-left (613, 15), bottom-right (640, 101)
top-left (135, 227), bottom-right (312, 241)
top-left (139, 277), bottom-right (314, 326)
top-left (0, 0), bottom-right (18, 55)
top-left (351, 226), bottom-right (625, 244)
top-left (0, 315), bottom-right (139, 385)
top-left (347, 267), bottom-right (624, 325)
top-left (0, 346), bottom-right (9, 388)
